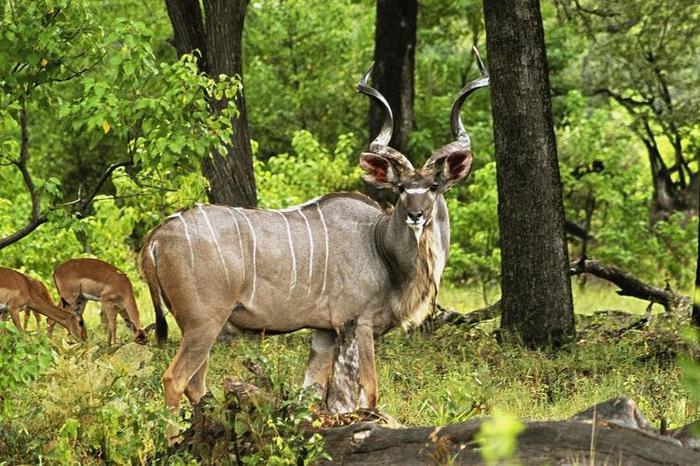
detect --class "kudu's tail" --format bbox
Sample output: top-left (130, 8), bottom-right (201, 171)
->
top-left (139, 233), bottom-right (169, 346)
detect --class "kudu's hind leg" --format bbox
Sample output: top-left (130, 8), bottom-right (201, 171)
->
top-left (303, 329), bottom-right (337, 399)
top-left (163, 319), bottom-right (226, 443)
top-left (356, 323), bottom-right (377, 408)
top-left (185, 357), bottom-right (209, 404)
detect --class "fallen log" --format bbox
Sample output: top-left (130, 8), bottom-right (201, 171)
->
top-left (320, 418), bottom-right (700, 465)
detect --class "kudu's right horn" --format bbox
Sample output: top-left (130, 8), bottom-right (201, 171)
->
top-left (357, 63), bottom-right (414, 170)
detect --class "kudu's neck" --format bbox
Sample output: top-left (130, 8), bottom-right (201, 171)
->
top-left (375, 195), bottom-right (448, 287)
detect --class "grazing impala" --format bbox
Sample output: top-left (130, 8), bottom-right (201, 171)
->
top-left (0, 267), bottom-right (87, 341)
top-left (140, 50), bottom-right (488, 441)
top-left (51, 258), bottom-right (147, 346)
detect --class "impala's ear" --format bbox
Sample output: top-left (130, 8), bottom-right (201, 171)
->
top-left (360, 152), bottom-right (399, 188)
top-left (425, 148), bottom-right (473, 189)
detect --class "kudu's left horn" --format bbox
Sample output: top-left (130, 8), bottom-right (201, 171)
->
top-left (450, 46), bottom-right (490, 148)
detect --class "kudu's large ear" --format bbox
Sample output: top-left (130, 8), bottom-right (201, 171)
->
top-left (360, 152), bottom-right (399, 188)
top-left (423, 144), bottom-right (474, 189)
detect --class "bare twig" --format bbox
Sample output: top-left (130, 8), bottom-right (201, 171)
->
top-left (419, 301), bottom-right (501, 332)
top-left (76, 160), bottom-right (133, 216)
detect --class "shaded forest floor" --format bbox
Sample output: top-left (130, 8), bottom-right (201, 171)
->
top-left (1, 284), bottom-right (697, 464)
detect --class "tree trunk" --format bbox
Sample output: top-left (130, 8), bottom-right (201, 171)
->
top-left (483, 0), bottom-right (575, 347)
top-left (165, 0), bottom-right (257, 208)
top-left (370, 0), bottom-right (416, 156)
top-left (693, 219), bottom-right (700, 327)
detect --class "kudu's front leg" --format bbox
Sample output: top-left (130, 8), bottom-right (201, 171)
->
top-left (303, 329), bottom-right (337, 399)
top-left (356, 322), bottom-right (377, 407)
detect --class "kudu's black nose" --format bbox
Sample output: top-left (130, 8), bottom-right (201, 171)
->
top-left (407, 210), bottom-right (424, 222)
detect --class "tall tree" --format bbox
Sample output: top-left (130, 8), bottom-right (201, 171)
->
top-left (370, 0), bottom-right (417, 156)
top-left (165, 0), bottom-right (257, 208)
top-left (483, 0), bottom-right (575, 347)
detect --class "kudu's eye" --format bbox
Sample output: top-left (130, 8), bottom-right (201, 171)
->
top-left (397, 184), bottom-right (405, 193)
top-left (78, 320), bottom-right (84, 327)
top-left (430, 183), bottom-right (439, 192)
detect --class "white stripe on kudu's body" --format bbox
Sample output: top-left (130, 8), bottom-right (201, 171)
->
top-left (277, 211), bottom-right (298, 294)
top-left (316, 203), bottom-right (330, 296)
top-left (226, 207), bottom-right (246, 289)
top-left (198, 205), bottom-right (230, 283)
top-left (173, 212), bottom-right (194, 267)
top-left (298, 209), bottom-right (315, 291)
top-left (235, 208), bottom-right (258, 305)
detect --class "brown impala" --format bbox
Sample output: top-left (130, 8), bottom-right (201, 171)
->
top-left (140, 49), bottom-right (489, 442)
top-left (0, 267), bottom-right (87, 341)
top-left (51, 258), bottom-right (147, 346)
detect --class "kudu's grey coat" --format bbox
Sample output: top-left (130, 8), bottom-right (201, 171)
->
top-left (140, 49), bottom-right (489, 441)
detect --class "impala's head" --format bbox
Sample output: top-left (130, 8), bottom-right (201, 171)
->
top-left (67, 310), bottom-right (88, 341)
top-left (357, 47), bottom-right (489, 236)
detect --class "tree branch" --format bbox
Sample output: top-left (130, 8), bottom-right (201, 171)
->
top-left (419, 301), bottom-right (501, 331)
top-left (76, 160), bottom-right (133, 216)
top-left (570, 258), bottom-right (691, 313)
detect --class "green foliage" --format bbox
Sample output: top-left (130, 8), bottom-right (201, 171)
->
top-left (475, 410), bottom-right (525, 465)
top-left (245, 0), bottom-right (373, 158)
top-left (559, 91), bottom-right (698, 289)
top-left (0, 321), bottom-right (53, 415)
top-left (256, 130), bottom-right (362, 209)
top-left (445, 162), bottom-right (500, 292)
top-left (172, 339), bottom-right (330, 465)
top-left (419, 365), bottom-right (492, 425)
top-left (0, 343), bottom-right (172, 463)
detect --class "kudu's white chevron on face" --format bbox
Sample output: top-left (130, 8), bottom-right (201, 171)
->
top-left (140, 50), bottom-right (489, 442)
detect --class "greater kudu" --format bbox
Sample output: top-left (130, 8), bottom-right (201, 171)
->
top-left (140, 49), bottom-right (489, 442)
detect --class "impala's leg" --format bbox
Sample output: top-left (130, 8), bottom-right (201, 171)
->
top-left (9, 308), bottom-right (23, 331)
top-left (33, 311), bottom-right (41, 330)
top-left (103, 303), bottom-right (118, 346)
top-left (356, 323), bottom-right (377, 408)
top-left (303, 329), bottom-right (337, 399)
top-left (46, 317), bottom-right (56, 336)
top-left (23, 309), bottom-right (31, 330)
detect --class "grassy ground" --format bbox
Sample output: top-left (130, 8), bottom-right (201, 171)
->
top-left (1, 283), bottom-right (697, 464)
